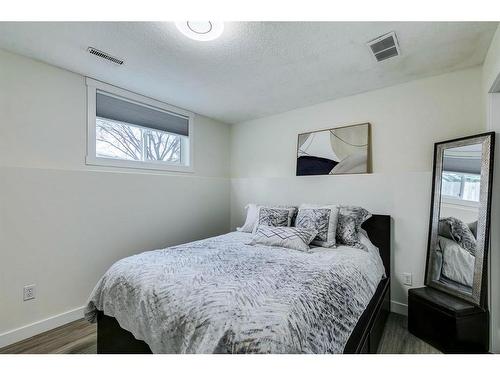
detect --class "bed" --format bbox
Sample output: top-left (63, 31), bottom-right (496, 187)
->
top-left (430, 217), bottom-right (477, 292)
top-left (86, 214), bottom-right (391, 354)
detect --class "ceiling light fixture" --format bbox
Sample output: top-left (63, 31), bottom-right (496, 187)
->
top-left (175, 21), bottom-right (224, 41)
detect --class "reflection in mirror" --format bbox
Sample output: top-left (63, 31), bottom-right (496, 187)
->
top-left (430, 144), bottom-right (482, 294)
top-left (426, 133), bottom-right (494, 306)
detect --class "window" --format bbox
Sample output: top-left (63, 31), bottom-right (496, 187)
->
top-left (441, 171), bottom-right (481, 202)
top-left (86, 78), bottom-right (193, 172)
top-left (95, 118), bottom-right (183, 163)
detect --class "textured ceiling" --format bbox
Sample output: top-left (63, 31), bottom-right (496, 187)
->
top-left (0, 22), bottom-right (497, 124)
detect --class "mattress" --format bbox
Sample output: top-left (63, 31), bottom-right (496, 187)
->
top-left (85, 231), bottom-right (385, 353)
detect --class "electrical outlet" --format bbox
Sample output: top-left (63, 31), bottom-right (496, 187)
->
top-left (23, 284), bottom-right (35, 301)
top-left (402, 273), bottom-right (412, 286)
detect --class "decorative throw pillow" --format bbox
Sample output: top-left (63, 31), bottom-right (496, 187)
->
top-left (468, 221), bottom-right (478, 239)
top-left (440, 217), bottom-right (477, 256)
top-left (295, 204), bottom-right (339, 248)
top-left (252, 206), bottom-right (297, 232)
top-left (438, 220), bottom-right (454, 240)
top-left (336, 215), bottom-right (365, 249)
top-left (336, 205), bottom-right (371, 248)
top-left (248, 225), bottom-right (318, 252)
top-left (237, 204), bottom-right (298, 233)
top-left (339, 205), bottom-right (372, 227)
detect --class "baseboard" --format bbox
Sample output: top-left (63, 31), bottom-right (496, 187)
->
top-left (391, 300), bottom-right (408, 316)
top-left (0, 306), bottom-right (85, 349)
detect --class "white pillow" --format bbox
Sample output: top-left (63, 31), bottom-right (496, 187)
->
top-left (295, 204), bottom-right (339, 248)
top-left (237, 203), bottom-right (260, 233)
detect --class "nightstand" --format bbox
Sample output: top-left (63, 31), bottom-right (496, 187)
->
top-left (408, 287), bottom-right (489, 353)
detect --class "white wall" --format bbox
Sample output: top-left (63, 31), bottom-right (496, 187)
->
top-left (440, 202), bottom-right (479, 225)
top-left (0, 49), bottom-right (231, 343)
top-left (483, 24), bottom-right (500, 353)
top-left (483, 25), bottom-right (500, 96)
top-left (230, 67), bottom-right (485, 315)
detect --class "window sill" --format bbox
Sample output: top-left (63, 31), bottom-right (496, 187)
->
top-left (441, 196), bottom-right (479, 208)
top-left (85, 156), bottom-right (194, 173)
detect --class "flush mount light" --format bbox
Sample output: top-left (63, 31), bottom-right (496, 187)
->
top-left (175, 21), bottom-right (224, 41)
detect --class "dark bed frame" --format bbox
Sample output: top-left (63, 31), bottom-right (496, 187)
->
top-left (96, 214), bottom-right (391, 354)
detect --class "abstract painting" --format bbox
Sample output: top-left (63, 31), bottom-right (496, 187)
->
top-left (296, 123), bottom-right (371, 176)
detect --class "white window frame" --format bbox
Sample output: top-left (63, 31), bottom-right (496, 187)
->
top-left (86, 77), bottom-right (194, 173)
top-left (441, 171), bottom-right (481, 204)
top-left (441, 196), bottom-right (480, 208)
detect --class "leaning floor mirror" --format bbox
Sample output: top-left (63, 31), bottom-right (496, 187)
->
top-left (425, 132), bottom-right (495, 306)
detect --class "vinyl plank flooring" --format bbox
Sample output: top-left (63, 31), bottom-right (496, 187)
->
top-left (378, 313), bottom-right (441, 354)
top-left (0, 319), bottom-right (96, 354)
top-left (0, 313), bottom-right (440, 354)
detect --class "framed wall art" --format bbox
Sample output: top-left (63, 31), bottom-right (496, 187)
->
top-left (296, 122), bottom-right (371, 176)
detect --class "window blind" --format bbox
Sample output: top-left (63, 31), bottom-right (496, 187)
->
top-left (96, 92), bottom-right (189, 136)
top-left (443, 157), bottom-right (482, 175)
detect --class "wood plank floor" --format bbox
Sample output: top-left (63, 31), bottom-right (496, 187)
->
top-left (0, 319), bottom-right (97, 354)
top-left (377, 313), bottom-right (441, 354)
top-left (0, 313), bottom-right (440, 354)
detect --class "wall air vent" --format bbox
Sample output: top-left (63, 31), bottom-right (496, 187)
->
top-left (87, 47), bottom-right (124, 65)
top-left (367, 31), bottom-right (400, 62)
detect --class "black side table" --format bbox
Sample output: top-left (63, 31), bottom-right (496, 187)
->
top-left (408, 287), bottom-right (489, 353)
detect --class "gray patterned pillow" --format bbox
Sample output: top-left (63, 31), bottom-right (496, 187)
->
top-left (336, 205), bottom-right (371, 248)
top-left (295, 204), bottom-right (339, 248)
top-left (468, 221), bottom-right (478, 239)
top-left (253, 206), bottom-right (296, 232)
top-left (440, 217), bottom-right (477, 256)
top-left (248, 225), bottom-right (318, 252)
top-left (336, 216), bottom-right (365, 249)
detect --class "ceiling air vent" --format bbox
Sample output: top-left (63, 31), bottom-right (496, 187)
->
top-left (87, 47), bottom-right (124, 65)
top-left (367, 32), bottom-right (400, 62)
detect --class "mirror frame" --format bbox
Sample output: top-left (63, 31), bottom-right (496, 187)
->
top-left (425, 132), bottom-right (495, 307)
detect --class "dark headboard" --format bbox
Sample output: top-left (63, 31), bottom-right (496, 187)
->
top-left (361, 214), bottom-right (391, 278)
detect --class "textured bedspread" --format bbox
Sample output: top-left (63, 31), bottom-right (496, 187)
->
top-left (85, 232), bottom-right (384, 353)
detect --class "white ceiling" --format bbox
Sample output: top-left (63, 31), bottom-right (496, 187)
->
top-left (0, 22), bottom-right (497, 124)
